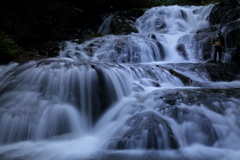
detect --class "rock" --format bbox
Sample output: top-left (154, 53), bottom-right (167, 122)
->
top-left (160, 106), bottom-right (219, 146)
top-left (109, 111), bottom-right (179, 150)
top-left (155, 17), bottom-right (167, 31)
top-left (78, 14), bottom-right (109, 41)
top-left (79, 8), bottom-right (145, 40)
top-left (182, 0), bottom-right (240, 62)
top-left (110, 9), bottom-right (144, 35)
top-left (209, 0), bottom-right (240, 25)
top-left (176, 43), bottom-right (188, 60)
top-left (188, 21), bottom-right (240, 62)
top-left (226, 48), bottom-right (240, 63)
top-left (155, 88), bottom-right (240, 114)
top-left (224, 21), bottom-right (240, 49)
top-left (167, 68), bottom-right (194, 86)
top-left (164, 63), bottom-right (240, 82)
top-left (183, 27), bottom-right (217, 60)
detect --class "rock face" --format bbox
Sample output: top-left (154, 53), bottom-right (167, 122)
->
top-left (193, 0), bottom-right (240, 62)
top-left (209, 0), bottom-right (240, 25)
top-left (224, 21), bottom-right (240, 49)
top-left (187, 26), bottom-right (218, 60)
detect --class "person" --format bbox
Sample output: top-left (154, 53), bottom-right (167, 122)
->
top-left (212, 30), bottom-right (225, 63)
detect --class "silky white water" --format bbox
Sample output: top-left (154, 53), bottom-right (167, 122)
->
top-left (59, 5), bottom-right (214, 63)
top-left (0, 4), bottom-right (240, 160)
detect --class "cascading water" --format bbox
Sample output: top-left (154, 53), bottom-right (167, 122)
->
top-left (60, 5), bottom-right (213, 63)
top-left (1, 4), bottom-right (240, 160)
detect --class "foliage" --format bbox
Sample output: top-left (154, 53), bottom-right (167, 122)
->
top-left (123, 25), bottom-right (135, 32)
top-left (151, 0), bottom-right (225, 6)
top-left (201, 0), bottom-right (225, 5)
top-left (0, 31), bottom-right (21, 61)
top-left (153, 0), bottom-right (176, 6)
top-left (0, 31), bottom-right (43, 64)
top-left (25, 51), bottom-right (37, 57)
top-left (89, 33), bottom-right (104, 38)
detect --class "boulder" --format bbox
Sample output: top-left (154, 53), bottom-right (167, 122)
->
top-left (109, 111), bottom-right (179, 150)
top-left (155, 17), bottom-right (167, 32)
top-left (176, 43), bottom-right (188, 60)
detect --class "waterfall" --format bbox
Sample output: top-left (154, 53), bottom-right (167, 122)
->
top-left (98, 15), bottom-right (114, 35)
top-left (59, 5), bottom-right (214, 63)
top-left (1, 4), bottom-right (240, 160)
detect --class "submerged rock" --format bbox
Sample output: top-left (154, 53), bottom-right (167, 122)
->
top-left (160, 106), bottom-right (219, 146)
top-left (109, 111), bottom-right (179, 150)
top-left (176, 43), bottom-right (188, 60)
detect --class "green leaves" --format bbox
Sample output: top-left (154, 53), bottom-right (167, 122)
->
top-left (0, 31), bottom-right (22, 56)
top-left (201, 0), bottom-right (224, 5)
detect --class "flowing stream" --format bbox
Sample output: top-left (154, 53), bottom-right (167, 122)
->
top-left (0, 4), bottom-right (240, 160)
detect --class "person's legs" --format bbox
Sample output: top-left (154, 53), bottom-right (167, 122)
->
top-left (218, 50), bottom-right (222, 63)
top-left (214, 49), bottom-right (217, 63)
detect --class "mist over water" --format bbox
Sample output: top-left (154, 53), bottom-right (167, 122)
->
top-left (0, 4), bottom-right (240, 160)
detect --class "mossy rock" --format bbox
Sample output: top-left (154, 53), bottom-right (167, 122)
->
top-left (114, 22), bottom-right (137, 35)
top-left (89, 33), bottom-right (104, 38)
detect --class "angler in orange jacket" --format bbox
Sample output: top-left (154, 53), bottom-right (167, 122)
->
top-left (212, 30), bottom-right (225, 63)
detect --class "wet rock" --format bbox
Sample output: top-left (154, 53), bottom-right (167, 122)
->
top-left (163, 63), bottom-right (240, 82)
top-left (155, 17), bottom-right (167, 31)
top-left (176, 43), bottom-right (188, 60)
top-left (224, 21), bottom-right (240, 49)
top-left (228, 47), bottom-right (240, 63)
top-left (167, 68), bottom-right (193, 86)
top-left (180, 9), bottom-right (187, 20)
top-left (79, 8), bottom-right (145, 39)
top-left (204, 63), bottom-right (240, 81)
top-left (180, 26), bottom-right (217, 60)
top-left (184, 1), bottom-right (240, 62)
top-left (110, 111), bottom-right (179, 150)
top-left (132, 83), bottom-right (145, 92)
top-left (193, 22), bottom-right (240, 62)
top-left (79, 14), bottom-right (109, 40)
top-left (160, 106), bottom-right (219, 146)
top-left (150, 34), bottom-right (157, 40)
top-left (156, 88), bottom-right (240, 114)
top-left (209, 0), bottom-right (240, 25)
